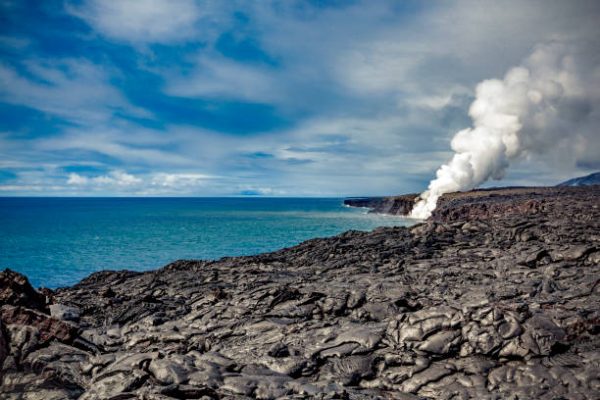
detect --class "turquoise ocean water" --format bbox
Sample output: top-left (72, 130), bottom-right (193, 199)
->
top-left (0, 197), bottom-right (412, 288)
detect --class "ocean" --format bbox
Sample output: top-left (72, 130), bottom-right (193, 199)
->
top-left (0, 197), bottom-right (413, 288)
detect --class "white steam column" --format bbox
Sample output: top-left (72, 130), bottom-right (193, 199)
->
top-left (411, 41), bottom-right (600, 219)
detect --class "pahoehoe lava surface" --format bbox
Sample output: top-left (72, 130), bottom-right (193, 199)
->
top-left (1, 186), bottom-right (599, 399)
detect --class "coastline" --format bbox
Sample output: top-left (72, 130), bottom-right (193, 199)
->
top-left (343, 185), bottom-right (595, 221)
top-left (0, 197), bottom-right (409, 289)
top-left (1, 185), bottom-right (599, 398)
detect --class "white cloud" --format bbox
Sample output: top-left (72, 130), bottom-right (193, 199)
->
top-left (165, 56), bottom-right (278, 102)
top-left (67, 170), bottom-right (142, 187)
top-left (67, 0), bottom-right (204, 44)
top-left (0, 185), bottom-right (46, 192)
top-left (151, 173), bottom-right (215, 188)
top-left (0, 59), bottom-right (149, 123)
top-left (36, 125), bottom-right (193, 167)
top-left (65, 170), bottom-right (220, 194)
top-left (67, 173), bottom-right (88, 185)
top-left (332, 1), bottom-right (600, 102)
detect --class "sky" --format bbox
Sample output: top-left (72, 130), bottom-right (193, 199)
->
top-left (0, 0), bottom-right (599, 196)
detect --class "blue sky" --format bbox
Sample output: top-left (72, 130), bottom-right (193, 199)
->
top-left (0, 0), bottom-right (598, 196)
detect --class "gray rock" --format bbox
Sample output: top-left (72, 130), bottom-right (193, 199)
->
top-left (49, 304), bottom-right (80, 322)
top-left (2, 185), bottom-right (600, 399)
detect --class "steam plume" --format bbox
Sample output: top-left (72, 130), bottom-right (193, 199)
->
top-left (410, 40), bottom-right (600, 219)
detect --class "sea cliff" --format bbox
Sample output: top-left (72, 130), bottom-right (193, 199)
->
top-left (1, 185), bottom-right (599, 399)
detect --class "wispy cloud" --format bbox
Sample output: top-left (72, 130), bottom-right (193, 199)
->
top-left (64, 170), bottom-right (219, 195)
top-left (0, 58), bottom-right (149, 123)
top-left (164, 55), bottom-right (279, 102)
top-left (67, 170), bottom-right (142, 187)
top-left (151, 173), bottom-right (216, 188)
top-left (66, 0), bottom-right (205, 44)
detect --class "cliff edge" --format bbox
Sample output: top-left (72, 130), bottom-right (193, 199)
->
top-left (344, 185), bottom-right (598, 222)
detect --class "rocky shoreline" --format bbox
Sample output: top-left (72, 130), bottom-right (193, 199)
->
top-left (343, 186), bottom-right (586, 222)
top-left (1, 186), bottom-right (599, 399)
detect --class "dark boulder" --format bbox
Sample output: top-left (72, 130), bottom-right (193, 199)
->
top-left (0, 269), bottom-right (48, 312)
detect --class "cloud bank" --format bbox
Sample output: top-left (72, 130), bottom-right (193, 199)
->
top-left (0, 0), bottom-right (598, 196)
